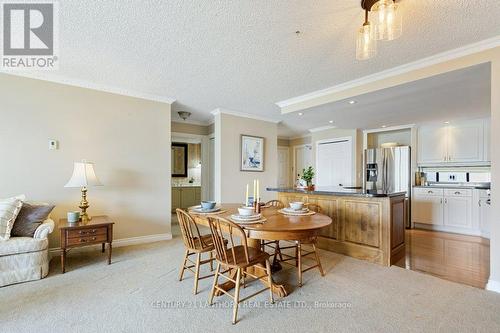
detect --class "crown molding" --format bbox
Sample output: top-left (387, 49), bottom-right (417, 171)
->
top-left (308, 125), bottom-right (338, 133)
top-left (171, 119), bottom-right (210, 126)
top-left (276, 36), bottom-right (500, 113)
top-left (211, 108), bottom-right (281, 124)
top-left (0, 71), bottom-right (176, 104)
top-left (289, 134), bottom-right (312, 140)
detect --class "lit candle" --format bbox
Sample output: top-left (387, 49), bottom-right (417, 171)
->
top-left (245, 184), bottom-right (249, 207)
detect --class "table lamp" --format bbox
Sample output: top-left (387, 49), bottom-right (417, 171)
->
top-left (64, 160), bottom-right (102, 222)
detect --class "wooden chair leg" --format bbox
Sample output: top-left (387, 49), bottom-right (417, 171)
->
top-left (193, 253), bottom-right (201, 295)
top-left (209, 251), bottom-right (214, 271)
top-left (208, 262), bottom-right (220, 305)
top-left (295, 242), bottom-right (299, 267)
top-left (232, 268), bottom-right (241, 325)
top-left (312, 243), bottom-right (325, 276)
top-left (297, 242), bottom-right (303, 287)
top-left (265, 259), bottom-right (274, 304)
top-left (178, 249), bottom-right (188, 281)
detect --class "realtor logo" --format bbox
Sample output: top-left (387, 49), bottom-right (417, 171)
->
top-left (1, 1), bottom-right (59, 70)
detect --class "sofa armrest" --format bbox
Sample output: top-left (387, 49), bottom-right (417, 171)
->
top-left (33, 219), bottom-right (55, 239)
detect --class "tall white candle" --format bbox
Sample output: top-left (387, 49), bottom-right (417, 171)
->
top-left (256, 180), bottom-right (260, 204)
top-left (253, 179), bottom-right (257, 204)
top-left (245, 184), bottom-right (249, 206)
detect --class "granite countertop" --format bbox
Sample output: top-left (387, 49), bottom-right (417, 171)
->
top-left (414, 185), bottom-right (490, 190)
top-left (266, 186), bottom-right (407, 198)
top-left (172, 184), bottom-right (201, 188)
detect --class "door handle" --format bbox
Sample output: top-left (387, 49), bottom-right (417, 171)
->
top-left (479, 200), bottom-right (482, 207)
top-left (486, 199), bottom-right (491, 205)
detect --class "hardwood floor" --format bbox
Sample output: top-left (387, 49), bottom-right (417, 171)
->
top-left (395, 229), bottom-right (490, 289)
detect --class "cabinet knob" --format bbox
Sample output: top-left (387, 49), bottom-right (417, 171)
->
top-left (486, 199), bottom-right (491, 205)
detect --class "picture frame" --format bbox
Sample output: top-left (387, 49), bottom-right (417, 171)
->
top-left (240, 135), bottom-right (265, 172)
top-left (171, 142), bottom-right (188, 177)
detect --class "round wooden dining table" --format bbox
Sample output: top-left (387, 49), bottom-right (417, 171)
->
top-left (191, 203), bottom-right (332, 297)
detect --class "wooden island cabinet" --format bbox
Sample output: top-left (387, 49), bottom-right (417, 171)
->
top-left (269, 187), bottom-right (406, 266)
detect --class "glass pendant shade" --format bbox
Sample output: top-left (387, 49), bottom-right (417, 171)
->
top-left (373, 0), bottom-right (402, 41)
top-left (356, 22), bottom-right (377, 60)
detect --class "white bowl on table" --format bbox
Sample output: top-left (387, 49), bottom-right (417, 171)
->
top-left (290, 202), bottom-right (304, 211)
top-left (238, 206), bottom-right (255, 216)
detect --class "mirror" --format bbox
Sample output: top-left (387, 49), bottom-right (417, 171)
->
top-left (171, 143), bottom-right (188, 177)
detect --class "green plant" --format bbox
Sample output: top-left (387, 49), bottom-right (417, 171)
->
top-left (301, 166), bottom-right (315, 186)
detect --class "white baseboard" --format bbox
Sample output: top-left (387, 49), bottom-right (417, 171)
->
top-left (49, 233), bottom-right (173, 257)
top-left (486, 279), bottom-right (500, 293)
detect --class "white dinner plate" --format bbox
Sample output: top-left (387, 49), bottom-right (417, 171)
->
top-left (190, 206), bottom-right (221, 213)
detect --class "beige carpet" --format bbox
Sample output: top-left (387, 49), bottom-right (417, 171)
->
top-left (2, 227), bottom-right (500, 333)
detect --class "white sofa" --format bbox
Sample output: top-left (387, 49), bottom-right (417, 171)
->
top-left (0, 218), bottom-right (54, 287)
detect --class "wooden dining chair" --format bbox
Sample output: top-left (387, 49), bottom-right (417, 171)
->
top-left (274, 203), bottom-right (325, 287)
top-left (207, 216), bottom-right (274, 324)
top-left (261, 200), bottom-right (285, 262)
top-left (176, 208), bottom-right (217, 295)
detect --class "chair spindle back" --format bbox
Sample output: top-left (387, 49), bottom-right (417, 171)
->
top-left (207, 216), bottom-right (249, 266)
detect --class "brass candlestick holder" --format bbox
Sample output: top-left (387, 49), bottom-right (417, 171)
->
top-left (254, 201), bottom-right (261, 214)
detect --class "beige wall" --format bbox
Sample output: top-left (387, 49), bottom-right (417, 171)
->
top-left (490, 48), bottom-right (500, 290)
top-left (215, 113), bottom-right (278, 203)
top-left (0, 74), bottom-right (172, 248)
top-left (171, 121), bottom-right (209, 135)
top-left (311, 128), bottom-right (363, 186)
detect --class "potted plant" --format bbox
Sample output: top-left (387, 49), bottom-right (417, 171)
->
top-left (301, 166), bottom-right (315, 191)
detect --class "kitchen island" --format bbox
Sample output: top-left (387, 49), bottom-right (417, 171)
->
top-left (267, 187), bottom-right (407, 266)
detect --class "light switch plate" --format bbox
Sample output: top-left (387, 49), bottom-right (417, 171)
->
top-left (48, 139), bottom-right (59, 150)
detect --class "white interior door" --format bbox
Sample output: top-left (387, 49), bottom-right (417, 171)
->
top-left (209, 137), bottom-right (215, 200)
top-left (278, 147), bottom-right (289, 187)
top-left (294, 145), bottom-right (312, 181)
top-left (316, 139), bottom-right (353, 187)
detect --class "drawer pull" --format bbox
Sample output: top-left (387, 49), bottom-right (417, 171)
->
top-left (427, 190), bottom-right (433, 194)
top-left (80, 238), bottom-right (87, 243)
top-left (454, 191), bottom-right (461, 195)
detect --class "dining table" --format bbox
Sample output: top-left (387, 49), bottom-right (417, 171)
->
top-left (190, 203), bottom-right (332, 297)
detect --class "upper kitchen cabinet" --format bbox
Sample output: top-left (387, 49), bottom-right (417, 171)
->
top-left (447, 120), bottom-right (484, 163)
top-left (417, 125), bottom-right (447, 164)
top-left (417, 118), bottom-right (490, 166)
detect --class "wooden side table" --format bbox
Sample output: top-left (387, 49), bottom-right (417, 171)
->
top-left (59, 215), bottom-right (114, 273)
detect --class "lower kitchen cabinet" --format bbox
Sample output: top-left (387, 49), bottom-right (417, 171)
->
top-left (443, 195), bottom-right (472, 229)
top-left (172, 186), bottom-right (201, 213)
top-left (413, 187), bottom-right (483, 237)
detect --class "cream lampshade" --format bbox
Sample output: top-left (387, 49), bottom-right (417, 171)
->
top-left (65, 161), bottom-right (102, 222)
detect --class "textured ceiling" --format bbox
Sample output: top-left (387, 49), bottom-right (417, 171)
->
top-left (280, 63), bottom-right (491, 135)
top-left (9, 0), bottom-right (500, 136)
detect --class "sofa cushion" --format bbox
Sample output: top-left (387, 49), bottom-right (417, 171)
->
top-left (11, 203), bottom-right (55, 237)
top-left (0, 237), bottom-right (48, 256)
top-left (0, 195), bottom-right (25, 241)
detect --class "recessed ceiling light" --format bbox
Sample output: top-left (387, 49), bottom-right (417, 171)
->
top-left (444, 121), bottom-right (450, 124)
top-left (329, 120), bottom-right (334, 124)
top-left (349, 100), bottom-right (356, 105)
top-left (381, 125), bottom-right (387, 128)
top-left (298, 112), bottom-right (303, 116)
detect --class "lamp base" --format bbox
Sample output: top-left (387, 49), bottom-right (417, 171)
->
top-left (79, 186), bottom-right (91, 223)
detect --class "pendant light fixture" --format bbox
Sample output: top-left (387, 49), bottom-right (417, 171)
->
top-left (357, 0), bottom-right (403, 60)
top-left (356, 10), bottom-right (377, 61)
top-left (372, 0), bottom-right (402, 41)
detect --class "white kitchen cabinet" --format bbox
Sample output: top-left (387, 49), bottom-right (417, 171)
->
top-left (447, 121), bottom-right (483, 163)
top-left (477, 190), bottom-right (491, 238)
top-left (443, 195), bottom-right (472, 229)
top-left (484, 120), bottom-right (491, 162)
top-left (417, 119), bottom-right (489, 165)
top-left (417, 125), bottom-right (447, 164)
top-left (413, 194), bottom-right (443, 225)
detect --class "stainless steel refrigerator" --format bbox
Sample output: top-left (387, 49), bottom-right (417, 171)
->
top-left (363, 146), bottom-right (411, 227)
